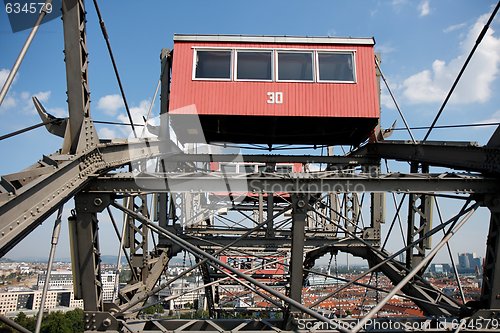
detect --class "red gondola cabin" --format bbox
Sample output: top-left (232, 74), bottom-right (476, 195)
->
top-left (169, 34), bottom-right (379, 145)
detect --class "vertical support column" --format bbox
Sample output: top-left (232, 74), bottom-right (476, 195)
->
top-left (62, 0), bottom-right (92, 154)
top-left (158, 48), bottom-right (172, 244)
top-left (196, 258), bottom-right (217, 318)
top-left (258, 193), bottom-right (264, 226)
top-left (288, 194), bottom-right (308, 313)
top-left (124, 196), bottom-right (150, 282)
top-left (327, 193), bottom-right (340, 235)
top-left (365, 165), bottom-right (384, 243)
top-left (69, 193), bottom-right (106, 312)
top-left (266, 194), bottom-right (274, 238)
top-left (160, 48), bottom-right (172, 117)
top-left (406, 163), bottom-right (433, 271)
top-left (481, 198), bottom-right (500, 310)
top-left (343, 193), bottom-right (360, 234)
top-left (138, 196), bottom-right (150, 282)
top-left (157, 192), bottom-right (169, 245)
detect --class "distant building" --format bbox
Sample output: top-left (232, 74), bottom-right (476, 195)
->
top-left (158, 277), bottom-right (205, 310)
top-left (37, 271), bottom-right (73, 290)
top-left (429, 264), bottom-right (452, 275)
top-left (0, 268), bottom-right (121, 316)
top-left (0, 288), bottom-right (83, 316)
top-left (101, 272), bottom-right (117, 302)
top-left (458, 253), bottom-right (482, 274)
top-left (37, 270), bottom-right (116, 301)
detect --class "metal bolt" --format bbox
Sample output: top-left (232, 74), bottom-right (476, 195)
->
top-left (102, 318), bottom-right (112, 327)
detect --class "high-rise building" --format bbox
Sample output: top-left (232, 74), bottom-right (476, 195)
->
top-left (458, 253), bottom-right (470, 270)
top-left (458, 253), bottom-right (482, 273)
top-left (101, 272), bottom-right (117, 302)
top-left (37, 271), bottom-right (74, 290)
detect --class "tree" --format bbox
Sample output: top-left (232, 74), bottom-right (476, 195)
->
top-left (9, 310), bottom-right (83, 333)
top-left (40, 312), bottom-right (72, 333)
top-left (14, 312), bottom-right (35, 332)
top-left (64, 309), bottom-right (84, 333)
top-left (143, 303), bottom-right (165, 315)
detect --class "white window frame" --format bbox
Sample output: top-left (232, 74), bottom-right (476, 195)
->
top-left (276, 50), bottom-right (315, 83)
top-left (316, 50), bottom-right (357, 83)
top-left (275, 163), bottom-right (294, 173)
top-left (192, 48), bottom-right (233, 81)
top-left (235, 50), bottom-right (274, 82)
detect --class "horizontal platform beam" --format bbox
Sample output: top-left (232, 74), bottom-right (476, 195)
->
top-left (160, 235), bottom-right (374, 249)
top-left (358, 141), bottom-right (500, 175)
top-left (87, 172), bottom-right (500, 194)
top-left (159, 153), bottom-right (379, 165)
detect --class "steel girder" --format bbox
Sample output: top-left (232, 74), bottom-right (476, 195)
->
top-left (86, 172), bottom-right (500, 194)
top-left (0, 139), bottom-right (164, 258)
top-left (357, 141), bottom-right (500, 175)
top-left (149, 153), bottom-right (379, 166)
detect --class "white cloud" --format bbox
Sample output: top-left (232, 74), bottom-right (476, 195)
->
top-left (97, 94), bottom-right (124, 116)
top-left (47, 107), bottom-right (67, 118)
top-left (116, 99), bottom-right (151, 137)
top-left (0, 69), bottom-right (10, 89)
top-left (376, 44), bottom-right (396, 57)
top-left (117, 100), bottom-right (149, 125)
top-left (20, 90), bottom-right (51, 114)
top-left (1, 90), bottom-right (53, 114)
top-left (392, 0), bottom-right (407, 7)
top-left (380, 90), bottom-right (397, 110)
top-left (402, 13), bottom-right (500, 104)
top-left (391, 0), bottom-right (409, 13)
top-left (0, 68), bottom-right (19, 113)
top-left (99, 127), bottom-right (118, 139)
top-left (418, 0), bottom-right (430, 17)
top-left (33, 91), bottom-right (51, 103)
top-left (443, 22), bottom-right (467, 34)
top-left (1, 96), bottom-right (16, 110)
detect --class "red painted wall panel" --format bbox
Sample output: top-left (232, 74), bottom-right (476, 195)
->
top-left (170, 41), bottom-right (379, 119)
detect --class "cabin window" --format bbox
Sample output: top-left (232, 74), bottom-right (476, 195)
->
top-left (277, 52), bottom-right (313, 81)
top-left (317, 52), bottom-right (355, 82)
top-left (194, 50), bottom-right (232, 79)
top-left (242, 164), bottom-right (257, 173)
top-left (236, 51), bottom-right (272, 80)
top-left (276, 165), bottom-right (293, 173)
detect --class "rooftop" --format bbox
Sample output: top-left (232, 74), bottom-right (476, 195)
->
top-left (173, 34), bottom-right (375, 45)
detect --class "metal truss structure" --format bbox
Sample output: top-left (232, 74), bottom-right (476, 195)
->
top-left (1, 1), bottom-right (500, 332)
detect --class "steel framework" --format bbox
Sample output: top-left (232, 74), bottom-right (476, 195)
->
top-left (0, 1), bottom-right (500, 332)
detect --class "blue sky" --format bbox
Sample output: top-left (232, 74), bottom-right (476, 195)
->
top-left (0, 0), bottom-right (499, 263)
